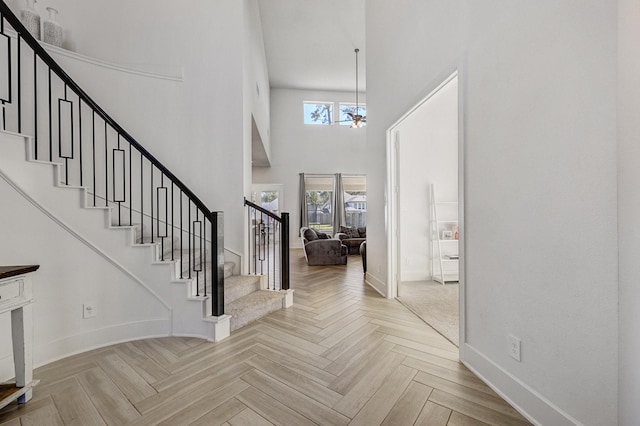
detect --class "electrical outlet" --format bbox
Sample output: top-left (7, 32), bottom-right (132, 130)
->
top-left (83, 303), bottom-right (96, 319)
top-left (509, 335), bottom-right (521, 361)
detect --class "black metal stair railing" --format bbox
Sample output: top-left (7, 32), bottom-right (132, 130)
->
top-left (244, 199), bottom-right (290, 291)
top-left (0, 1), bottom-right (225, 316)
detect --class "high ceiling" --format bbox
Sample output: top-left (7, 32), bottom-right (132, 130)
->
top-left (257, 0), bottom-right (366, 93)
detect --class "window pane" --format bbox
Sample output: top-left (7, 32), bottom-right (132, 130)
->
top-left (306, 190), bottom-right (333, 232)
top-left (260, 191), bottom-right (279, 214)
top-left (339, 104), bottom-right (366, 126)
top-left (344, 190), bottom-right (366, 227)
top-left (304, 102), bottom-right (333, 125)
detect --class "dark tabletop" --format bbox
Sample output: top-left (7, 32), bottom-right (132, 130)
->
top-left (0, 266), bottom-right (40, 280)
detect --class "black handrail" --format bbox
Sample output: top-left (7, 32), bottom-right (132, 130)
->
top-left (0, 1), bottom-right (225, 317)
top-left (0, 1), bottom-right (210, 217)
top-left (244, 198), bottom-right (280, 220)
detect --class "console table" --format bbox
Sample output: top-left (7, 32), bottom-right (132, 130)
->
top-left (0, 265), bottom-right (39, 410)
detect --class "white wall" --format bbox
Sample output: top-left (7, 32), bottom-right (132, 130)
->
top-left (617, 0), bottom-right (640, 423)
top-left (0, 173), bottom-right (170, 382)
top-left (242, 0), bottom-right (272, 271)
top-left (398, 77), bottom-right (458, 282)
top-left (367, 1), bottom-right (617, 425)
top-left (244, 0), bottom-right (271, 164)
top-left (7, 0), bottom-right (248, 253)
top-left (252, 88), bottom-right (366, 247)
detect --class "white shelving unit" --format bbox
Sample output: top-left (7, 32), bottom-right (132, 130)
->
top-left (428, 184), bottom-right (459, 284)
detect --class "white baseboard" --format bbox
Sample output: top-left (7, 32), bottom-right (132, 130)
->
top-left (400, 271), bottom-right (431, 282)
top-left (365, 272), bottom-right (388, 298)
top-left (0, 318), bottom-right (171, 382)
top-left (462, 343), bottom-right (583, 426)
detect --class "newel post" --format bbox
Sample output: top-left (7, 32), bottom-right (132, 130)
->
top-left (211, 211), bottom-right (224, 316)
top-left (280, 212), bottom-right (290, 290)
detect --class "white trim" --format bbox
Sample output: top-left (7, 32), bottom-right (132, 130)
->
top-left (0, 160), bottom-right (172, 311)
top-left (400, 272), bottom-right (432, 282)
top-left (33, 320), bottom-right (170, 369)
top-left (202, 314), bottom-right (231, 342)
top-left (386, 65), bottom-right (465, 357)
top-left (365, 272), bottom-right (387, 297)
top-left (4, 28), bottom-right (184, 82)
top-left (457, 57), bottom-right (468, 358)
top-left (463, 344), bottom-right (584, 426)
top-left (281, 289), bottom-right (295, 308)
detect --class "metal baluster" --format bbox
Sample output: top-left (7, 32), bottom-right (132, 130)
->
top-left (33, 51), bottom-right (37, 159)
top-left (150, 164), bottom-right (154, 243)
top-left (17, 34), bottom-right (21, 133)
top-left (253, 208), bottom-right (258, 275)
top-left (158, 174), bottom-right (166, 261)
top-left (78, 97), bottom-right (82, 186)
top-left (247, 207), bottom-right (251, 274)
top-left (48, 68), bottom-right (51, 161)
top-left (171, 183), bottom-right (174, 260)
top-left (203, 219), bottom-right (207, 297)
top-left (140, 152), bottom-right (143, 243)
top-left (194, 210), bottom-right (200, 296)
top-left (92, 111), bottom-right (96, 206)
top-left (275, 222), bottom-right (278, 290)
top-left (61, 84), bottom-right (69, 185)
top-left (104, 121), bottom-right (107, 207)
top-left (159, 174), bottom-right (163, 260)
top-left (266, 212), bottom-right (270, 288)
top-left (129, 142), bottom-right (132, 225)
top-left (179, 190), bottom-right (183, 278)
top-left (0, 16), bottom-right (10, 132)
top-left (188, 200), bottom-right (191, 279)
top-left (114, 134), bottom-right (123, 225)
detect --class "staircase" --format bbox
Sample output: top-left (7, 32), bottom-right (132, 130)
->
top-left (0, 1), bottom-right (290, 342)
top-left (0, 130), bottom-right (287, 337)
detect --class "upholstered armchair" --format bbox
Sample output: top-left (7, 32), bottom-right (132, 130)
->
top-left (301, 227), bottom-right (348, 266)
top-left (334, 226), bottom-right (366, 255)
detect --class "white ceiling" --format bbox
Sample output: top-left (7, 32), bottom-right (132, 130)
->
top-left (257, 0), bottom-right (366, 93)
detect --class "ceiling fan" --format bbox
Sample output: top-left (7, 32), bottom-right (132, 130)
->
top-left (338, 48), bottom-right (366, 128)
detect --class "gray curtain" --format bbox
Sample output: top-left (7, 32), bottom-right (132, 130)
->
top-left (333, 173), bottom-right (346, 235)
top-left (299, 173), bottom-right (308, 233)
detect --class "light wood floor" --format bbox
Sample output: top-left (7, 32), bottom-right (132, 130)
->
top-left (0, 250), bottom-right (531, 425)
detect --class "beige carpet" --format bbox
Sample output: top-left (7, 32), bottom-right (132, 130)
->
top-left (397, 280), bottom-right (459, 346)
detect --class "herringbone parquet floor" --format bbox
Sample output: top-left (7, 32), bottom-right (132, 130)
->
top-left (0, 250), bottom-right (531, 425)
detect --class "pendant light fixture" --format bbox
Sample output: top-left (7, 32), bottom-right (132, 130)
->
top-left (349, 48), bottom-right (366, 128)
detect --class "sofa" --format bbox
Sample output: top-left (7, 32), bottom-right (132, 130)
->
top-left (334, 226), bottom-right (366, 255)
top-left (301, 227), bottom-right (348, 266)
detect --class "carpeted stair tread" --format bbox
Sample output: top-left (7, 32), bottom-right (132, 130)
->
top-left (224, 275), bottom-right (261, 304)
top-left (225, 290), bottom-right (284, 331)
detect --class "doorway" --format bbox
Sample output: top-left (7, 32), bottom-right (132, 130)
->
top-left (387, 71), bottom-right (464, 348)
top-left (251, 184), bottom-right (284, 215)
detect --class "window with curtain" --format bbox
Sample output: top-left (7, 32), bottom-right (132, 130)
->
top-left (304, 175), bottom-right (334, 232)
top-left (301, 174), bottom-right (366, 234)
